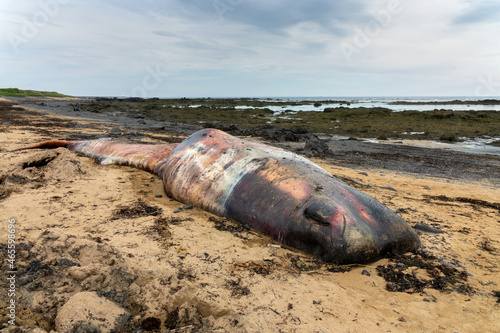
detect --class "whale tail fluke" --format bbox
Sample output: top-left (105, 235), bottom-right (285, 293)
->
top-left (15, 138), bottom-right (180, 175)
top-left (13, 140), bottom-right (71, 151)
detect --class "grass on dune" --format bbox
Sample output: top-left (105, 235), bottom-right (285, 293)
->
top-left (0, 87), bottom-right (73, 98)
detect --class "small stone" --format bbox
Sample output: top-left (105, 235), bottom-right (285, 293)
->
top-left (155, 194), bottom-right (163, 198)
top-left (173, 208), bottom-right (182, 213)
top-left (361, 269), bottom-right (371, 276)
top-left (182, 204), bottom-right (193, 210)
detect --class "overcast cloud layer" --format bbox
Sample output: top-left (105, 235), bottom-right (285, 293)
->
top-left (1, 0), bottom-right (499, 97)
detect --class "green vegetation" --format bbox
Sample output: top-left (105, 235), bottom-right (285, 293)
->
top-left (0, 88), bottom-right (73, 98)
top-left (79, 98), bottom-right (276, 127)
top-left (287, 107), bottom-right (500, 140)
top-left (73, 99), bottom-right (500, 141)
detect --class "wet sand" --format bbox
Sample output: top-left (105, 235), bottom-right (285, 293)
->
top-left (1, 98), bottom-right (499, 332)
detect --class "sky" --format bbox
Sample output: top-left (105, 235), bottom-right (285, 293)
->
top-left (1, 0), bottom-right (500, 97)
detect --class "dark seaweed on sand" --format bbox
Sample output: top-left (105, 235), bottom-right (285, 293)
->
top-left (151, 217), bottom-right (194, 239)
top-left (493, 291), bottom-right (500, 303)
top-left (112, 199), bottom-right (162, 219)
top-left (209, 216), bottom-right (253, 240)
top-left (376, 251), bottom-right (474, 294)
top-left (424, 195), bottom-right (500, 211)
top-left (225, 278), bottom-right (251, 297)
top-left (232, 260), bottom-right (277, 276)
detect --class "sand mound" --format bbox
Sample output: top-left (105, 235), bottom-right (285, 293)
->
top-left (55, 291), bottom-right (129, 333)
top-left (1, 149), bottom-right (94, 201)
top-left (1, 229), bottom-right (241, 332)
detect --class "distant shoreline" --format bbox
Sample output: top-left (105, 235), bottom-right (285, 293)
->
top-left (4, 96), bottom-right (500, 150)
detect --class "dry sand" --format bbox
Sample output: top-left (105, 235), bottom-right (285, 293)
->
top-left (0, 98), bottom-right (499, 332)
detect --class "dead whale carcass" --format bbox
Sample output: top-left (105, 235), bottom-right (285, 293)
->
top-left (18, 128), bottom-right (420, 263)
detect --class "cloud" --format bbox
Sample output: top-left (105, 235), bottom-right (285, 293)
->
top-left (152, 30), bottom-right (179, 38)
top-left (452, 0), bottom-right (500, 24)
top-left (149, 0), bottom-right (370, 37)
top-left (1, 0), bottom-right (499, 97)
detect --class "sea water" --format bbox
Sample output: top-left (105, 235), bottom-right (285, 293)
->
top-left (238, 96), bottom-right (500, 112)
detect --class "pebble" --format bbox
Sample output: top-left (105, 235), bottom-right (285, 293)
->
top-left (361, 269), bottom-right (371, 276)
top-left (155, 194), bottom-right (163, 198)
top-left (173, 204), bottom-right (194, 213)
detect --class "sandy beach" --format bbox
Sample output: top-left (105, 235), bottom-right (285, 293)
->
top-left (1, 98), bottom-right (499, 332)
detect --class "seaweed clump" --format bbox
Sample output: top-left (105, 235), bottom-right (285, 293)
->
top-left (209, 216), bottom-right (252, 240)
top-left (493, 291), bottom-right (500, 303)
top-left (376, 251), bottom-right (474, 294)
top-left (112, 199), bottom-right (162, 219)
